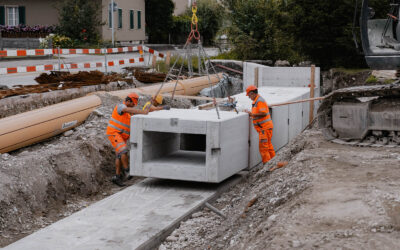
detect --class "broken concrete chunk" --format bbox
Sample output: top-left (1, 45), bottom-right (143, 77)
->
top-left (92, 110), bottom-right (104, 117)
top-left (63, 130), bottom-right (74, 137)
top-left (1, 153), bottom-right (10, 160)
top-left (274, 60), bottom-right (290, 67)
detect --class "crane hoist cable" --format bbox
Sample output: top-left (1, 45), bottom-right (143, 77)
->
top-left (149, 0), bottom-right (221, 119)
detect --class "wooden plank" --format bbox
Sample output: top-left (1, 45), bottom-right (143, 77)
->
top-left (309, 65), bottom-right (316, 124)
top-left (254, 67), bottom-right (259, 87)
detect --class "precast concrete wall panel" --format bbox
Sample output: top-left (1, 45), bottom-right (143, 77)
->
top-left (243, 62), bottom-right (263, 88)
top-left (288, 97), bottom-right (304, 141)
top-left (231, 87), bottom-right (310, 168)
top-left (130, 110), bottom-right (249, 183)
top-left (270, 105), bottom-right (289, 151)
top-left (259, 67), bottom-right (321, 89)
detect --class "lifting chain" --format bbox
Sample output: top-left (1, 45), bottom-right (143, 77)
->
top-left (187, 1), bottom-right (200, 42)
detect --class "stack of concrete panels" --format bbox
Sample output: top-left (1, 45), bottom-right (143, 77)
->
top-left (243, 62), bottom-right (321, 118)
top-left (130, 109), bottom-right (249, 183)
top-left (232, 86), bottom-right (311, 168)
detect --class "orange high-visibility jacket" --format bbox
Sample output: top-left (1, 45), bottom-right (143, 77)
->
top-left (252, 95), bottom-right (273, 130)
top-left (106, 102), bottom-right (131, 140)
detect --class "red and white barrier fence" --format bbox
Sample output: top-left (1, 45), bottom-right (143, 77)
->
top-left (0, 57), bottom-right (145, 75)
top-left (0, 45), bottom-right (165, 75)
top-left (0, 45), bottom-right (164, 58)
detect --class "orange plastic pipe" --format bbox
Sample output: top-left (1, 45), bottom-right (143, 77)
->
top-left (109, 74), bottom-right (223, 98)
top-left (0, 95), bottom-right (101, 153)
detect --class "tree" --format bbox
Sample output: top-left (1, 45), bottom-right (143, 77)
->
top-left (57, 0), bottom-right (103, 44)
top-left (145, 0), bottom-right (175, 43)
top-left (170, 0), bottom-right (225, 45)
top-left (223, 0), bottom-right (391, 68)
top-left (191, 0), bottom-right (225, 45)
top-left (222, 0), bottom-right (300, 62)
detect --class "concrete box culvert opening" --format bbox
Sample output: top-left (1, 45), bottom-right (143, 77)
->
top-left (131, 109), bottom-right (250, 183)
top-left (141, 131), bottom-right (207, 168)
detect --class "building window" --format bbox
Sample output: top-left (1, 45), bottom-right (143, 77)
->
top-left (7, 7), bottom-right (19, 26)
top-left (118, 8), bottom-right (122, 29)
top-left (137, 10), bottom-right (141, 29)
top-left (130, 10), bottom-right (134, 29)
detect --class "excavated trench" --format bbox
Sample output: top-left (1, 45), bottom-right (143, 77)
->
top-left (0, 68), bottom-right (243, 247)
top-left (0, 92), bottom-right (193, 247)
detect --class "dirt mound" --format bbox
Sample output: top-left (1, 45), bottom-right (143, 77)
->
top-left (1, 71), bottom-right (134, 100)
top-left (35, 71), bottom-right (131, 85)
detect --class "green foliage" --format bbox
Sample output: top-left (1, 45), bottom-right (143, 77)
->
top-left (366, 75), bottom-right (378, 83)
top-left (40, 34), bottom-right (75, 48)
top-left (171, 0), bottom-right (225, 45)
top-left (145, 0), bottom-right (175, 43)
top-left (211, 51), bottom-right (240, 60)
top-left (191, 0), bottom-right (225, 45)
top-left (222, 0), bottom-right (392, 69)
top-left (57, 0), bottom-right (102, 44)
top-left (222, 0), bottom-right (303, 63)
top-left (156, 55), bottom-right (205, 73)
top-left (384, 79), bottom-right (395, 84)
top-left (170, 15), bottom-right (192, 44)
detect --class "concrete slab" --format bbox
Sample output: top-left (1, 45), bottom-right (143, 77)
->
top-left (243, 62), bottom-right (320, 90)
top-left (4, 176), bottom-right (244, 250)
top-left (131, 110), bottom-right (249, 183)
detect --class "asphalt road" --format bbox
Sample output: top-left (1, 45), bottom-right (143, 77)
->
top-left (0, 47), bottom-right (220, 87)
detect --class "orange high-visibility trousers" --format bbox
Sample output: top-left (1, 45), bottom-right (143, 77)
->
top-left (108, 134), bottom-right (128, 158)
top-left (259, 129), bottom-right (275, 163)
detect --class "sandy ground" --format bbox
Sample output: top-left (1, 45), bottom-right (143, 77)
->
top-left (160, 129), bottom-right (400, 249)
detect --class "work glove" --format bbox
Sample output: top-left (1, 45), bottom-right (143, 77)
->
top-left (163, 105), bottom-right (171, 110)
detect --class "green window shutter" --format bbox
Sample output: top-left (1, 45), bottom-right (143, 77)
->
top-left (108, 8), bottom-right (112, 28)
top-left (18, 6), bottom-right (26, 25)
top-left (137, 10), bottom-right (141, 29)
top-left (118, 9), bottom-right (122, 28)
top-left (130, 10), bottom-right (134, 29)
top-left (0, 6), bottom-right (5, 25)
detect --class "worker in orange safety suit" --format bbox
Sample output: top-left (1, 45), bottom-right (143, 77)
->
top-left (106, 93), bottom-right (151, 186)
top-left (245, 85), bottom-right (276, 166)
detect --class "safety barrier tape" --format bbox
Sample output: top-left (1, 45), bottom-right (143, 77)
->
top-left (0, 56), bottom-right (145, 75)
top-left (0, 45), bottom-right (164, 58)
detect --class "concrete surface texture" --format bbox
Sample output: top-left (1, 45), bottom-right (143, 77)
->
top-left (160, 129), bottom-right (400, 249)
top-left (242, 62), bottom-right (321, 117)
top-left (131, 109), bottom-right (249, 183)
top-left (3, 178), bottom-right (231, 250)
top-left (232, 87), bottom-right (312, 167)
top-left (243, 62), bottom-right (321, 89)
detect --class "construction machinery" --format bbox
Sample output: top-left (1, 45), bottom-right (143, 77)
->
top-left (318, 0), bottom-right (400, 147)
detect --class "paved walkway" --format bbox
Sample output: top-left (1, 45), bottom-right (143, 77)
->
top-left (4, 175), bottom-right (243, 250)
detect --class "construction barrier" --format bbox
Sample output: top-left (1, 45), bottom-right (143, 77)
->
top-left (0, 45), bottom-right (165, 75)
top-left (0, 56), bottom-right (145, 75)
top-left (0, 45), bottom-right (164, 58)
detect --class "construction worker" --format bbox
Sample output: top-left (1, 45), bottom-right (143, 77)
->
top-left (106, 93), bottom-right (150, 186)
top-left (245, 85), bottom-right (276, 166)
top-left (142, 94), bottom-right (170, 111)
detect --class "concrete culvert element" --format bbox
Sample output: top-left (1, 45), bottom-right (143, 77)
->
top-left (131, 109), bottom-right (249, 183)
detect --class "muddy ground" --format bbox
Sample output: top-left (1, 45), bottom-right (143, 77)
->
top-left (160, 129), bottom-right (400, 249)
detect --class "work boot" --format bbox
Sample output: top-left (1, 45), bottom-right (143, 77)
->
top-left (111, 175), bottom-right (125, 187)
top-left (263, 163), bottom-right (272, 172)
top-left (123, 167), bottom-right (133, 180)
